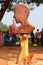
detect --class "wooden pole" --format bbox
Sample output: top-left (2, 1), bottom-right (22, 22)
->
top-left (17, 34), bottom-right (29, 65)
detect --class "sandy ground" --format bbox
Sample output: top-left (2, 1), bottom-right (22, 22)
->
top-left (0, 46), bottom-right (43, 65)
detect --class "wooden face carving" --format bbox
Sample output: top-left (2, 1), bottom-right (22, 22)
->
top-left (10, 4), bottom-right (35, 34)
top-left (13, 4), bottom-right (30, 23)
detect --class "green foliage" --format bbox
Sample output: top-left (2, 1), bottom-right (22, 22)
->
top-left (16, 34), bottom-right (20, 38)
top-left (7, 2), bottom-right (13, 12)
top-left (0, 22), bottom-right (9, 32)
top-left (31, 0), bottom-right (43, 3)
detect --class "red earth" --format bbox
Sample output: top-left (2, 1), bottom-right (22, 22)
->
top-left (0, 46), bottom-right (43, 65)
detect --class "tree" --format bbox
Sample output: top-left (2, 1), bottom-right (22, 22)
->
top-left (0, 0), bottom-right (12, 21)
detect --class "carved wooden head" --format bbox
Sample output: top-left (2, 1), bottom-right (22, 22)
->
top-left (13, 4), bottom-right (30, 23)
top-left (10, 4), bottom-right (35, 34)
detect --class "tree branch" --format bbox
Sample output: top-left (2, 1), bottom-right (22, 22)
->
top-left (0, 0), bottom-right (12, 21)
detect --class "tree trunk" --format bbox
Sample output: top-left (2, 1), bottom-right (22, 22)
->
top-left (0, 0), bottom-right (12, 21)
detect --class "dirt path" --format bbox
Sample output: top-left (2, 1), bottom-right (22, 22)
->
top-left (0, 46), bottom-right (43, 65)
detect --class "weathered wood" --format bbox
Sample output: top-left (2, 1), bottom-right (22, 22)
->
top-left (17, 34), bottom-right (29, 64)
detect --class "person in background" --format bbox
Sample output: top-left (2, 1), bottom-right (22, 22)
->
top-left (5, 30), bottom-right (10, 46)
top-left (9, 19), bottom-right (17, 45)
top-left (35, 29), bottom-right (41, 46)
top-left (11, 34), bottom-right (17, 45)
top-left (40, 28), bottom-right (43, 46)
top-left (2, 31), bottom-right (5, 45)
top-left (30, 31), bottom-right (35, 45)
top-left (0, 30), bottom-right (3, 46)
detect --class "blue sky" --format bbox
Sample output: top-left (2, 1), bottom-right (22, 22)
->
top-left (1, 4), bottom-right (43, 32)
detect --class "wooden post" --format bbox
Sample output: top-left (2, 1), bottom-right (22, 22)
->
top-left (17, 34), bottom-right (29, 65)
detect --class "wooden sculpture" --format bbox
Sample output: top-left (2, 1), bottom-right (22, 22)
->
top-left (9, 3), bottom-right (35, 65)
